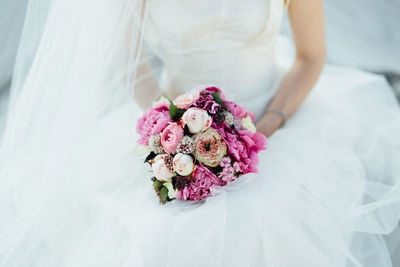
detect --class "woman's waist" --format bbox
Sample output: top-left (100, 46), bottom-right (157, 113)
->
top-left (165, 47), bottom-right (276, 87)
top-left (162, 55), bottom-right (285, 119)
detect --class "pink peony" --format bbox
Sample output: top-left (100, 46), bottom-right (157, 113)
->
top-left (136, 103), bottom-right (172, 145)
top-left (173, 91), bottom-right (200, 109)
top-left (214, 122), bottom-right (268, 174)
top-left (225, 101), bottom-right (255, 121)
top-left (160, 122), bottom-right (184, 154)
top-left (175, 164), bottom-right (225, 201)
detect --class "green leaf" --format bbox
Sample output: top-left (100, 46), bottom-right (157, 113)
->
top-left (159, 186), bottom-right (169, 204)
top-left (144, 152), bottom-right (157, 163)
top-left (212, 92), bottom-right (224, 105)
top-left (169, 101), bottom-right (186, 121)
top-left (153, 179), bottom-right (163, 190)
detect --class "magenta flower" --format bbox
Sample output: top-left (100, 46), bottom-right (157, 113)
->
top-left (136, 103), bottom-right (172, 145)
top-left (191, 86), bottom-right (227, 114)
top-left (225, 101), bottom-right (247, 119)
top-left (214, 122), bottom-right (268, 174)
top-left (192, 94), bottom-right (220, 114)
top-left (200, 87), bottom-right (226, 100)
top-left (175, 164), bottom-right (225, 201)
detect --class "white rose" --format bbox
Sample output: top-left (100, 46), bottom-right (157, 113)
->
top-left (173, 153), bottom-right (195, 176)
top-left (181, 108), bottom-right (212, 134)
top-left (241, 115), bottom-right (257, 133)
top-left (173, 91), bottom-right (200, 109)
top-left (151, 154), bottom-right (175, 182)
top-left (164, 182), bottom-right (177, 199)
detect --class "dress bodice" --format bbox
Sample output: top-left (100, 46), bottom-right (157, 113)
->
top-left (146, 0), bottom-right (285, 117)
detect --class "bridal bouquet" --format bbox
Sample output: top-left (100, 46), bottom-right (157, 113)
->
top-left (136, 87), bottom-right (268, 204)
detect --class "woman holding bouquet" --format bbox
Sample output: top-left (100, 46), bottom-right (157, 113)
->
top-left (0, 0), bottom-right (399, 266)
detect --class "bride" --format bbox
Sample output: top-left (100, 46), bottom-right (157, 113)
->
top-left (1, 0), bottom-right (400, 266)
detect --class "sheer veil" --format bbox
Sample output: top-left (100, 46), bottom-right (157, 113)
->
top-left (0, 0), bottom-right (167, 264)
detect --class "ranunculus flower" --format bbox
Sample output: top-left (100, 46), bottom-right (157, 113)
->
top-left (193, 128), bottom-right (227, 167)
top-left (181, 108), bottom-right (212, 134)
top-left (241, 115), bottom-right (257, 133)
top-left (173, 91), bottom-right (200, 109)
top-left (160, 122), bottom-right (184, 154)
top-left (175, 164), bottom-right (225, 201)
top-left (136, 103), bottom-right (172, 145)
top-left (151, 154), bottom-right (175, 182)
top-left (173, 153), bottom-right (195, 176)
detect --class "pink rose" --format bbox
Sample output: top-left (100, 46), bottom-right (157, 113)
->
top-left (151, 154), bottom-right (175, 182)
top-left (181, 108), bottom-right (212, 134)
top-left (173, 91), bottom-right (200, 109)
top-left (160, 122), bottom-right (184, 154)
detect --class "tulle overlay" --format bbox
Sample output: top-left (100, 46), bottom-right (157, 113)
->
top-left (1, 0), bottom-right (400, 266)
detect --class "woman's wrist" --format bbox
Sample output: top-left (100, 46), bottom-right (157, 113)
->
top-left (264, 112), bottom-right (285, 128)
top-left (256, 112), bottom-right (284, 137)
top-left (265, 109), bottom-right (287, 126)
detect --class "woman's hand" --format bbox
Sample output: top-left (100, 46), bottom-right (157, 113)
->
top-left (256, 112), bottom-right (284, 137)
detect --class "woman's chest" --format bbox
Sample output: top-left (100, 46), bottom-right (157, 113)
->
top-left (148, 0), bottom-right (270, 44)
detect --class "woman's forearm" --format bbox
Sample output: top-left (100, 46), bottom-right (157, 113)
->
top-left (256, 56), bottom-right (324, 137)
top-left (267, 56), bottom-right (325, 117)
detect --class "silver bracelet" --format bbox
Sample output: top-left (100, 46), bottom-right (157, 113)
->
top-left (266, 109), bottom-right (287, 126)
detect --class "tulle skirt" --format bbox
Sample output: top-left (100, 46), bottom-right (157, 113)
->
top-left (1, 62), bottom-right (400, 266)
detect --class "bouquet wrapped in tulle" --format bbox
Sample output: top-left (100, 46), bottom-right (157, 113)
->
top-left (136, 87), bottom-right (268, 204)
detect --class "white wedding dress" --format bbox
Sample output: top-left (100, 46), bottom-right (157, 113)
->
top-left (1, 0), bottom-right (400, 266)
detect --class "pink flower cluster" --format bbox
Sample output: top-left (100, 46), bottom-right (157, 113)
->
top-left (218, 157), bottom-right (241, 184)
top-left (136, 87), bottom-right (268, 204)
top-left (136, 103), bottom-right (171, 145)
